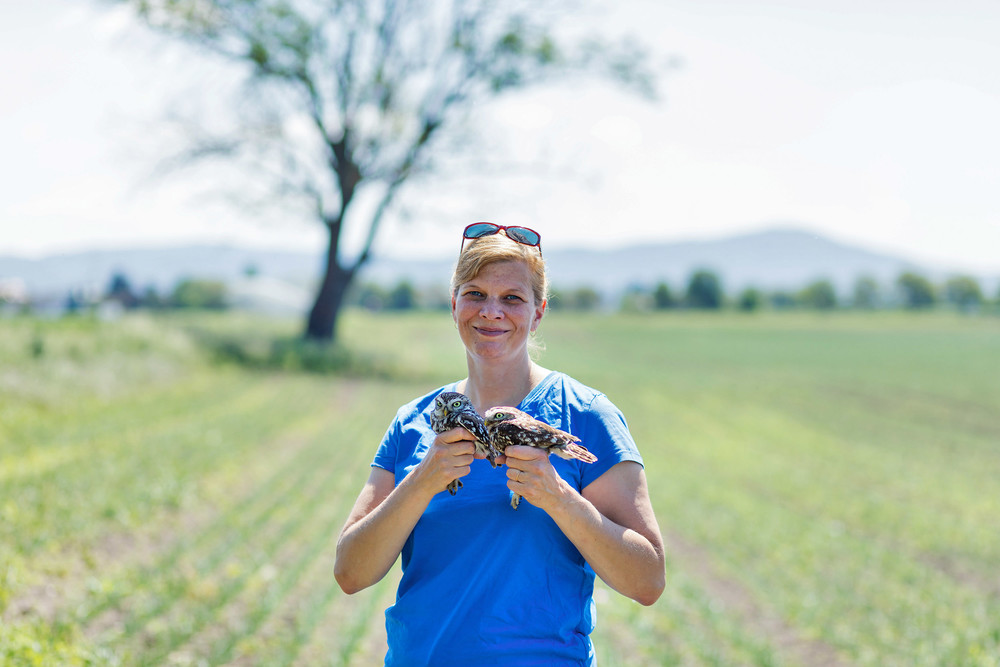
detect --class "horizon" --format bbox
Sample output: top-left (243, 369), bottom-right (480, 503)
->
top-left (5, 227), bottom-right (998, 302)
top-left (2, 224), bottom-right (994, 273)
top-left (0, 224), bottom-right (924, 261)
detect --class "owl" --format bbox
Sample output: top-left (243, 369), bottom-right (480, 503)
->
top-left (430, 391), bottom-right (499, 495)
top-left (483, 406), bottom-right (597, 509)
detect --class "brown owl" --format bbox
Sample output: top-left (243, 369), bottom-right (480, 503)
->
top-left (483, 406), bottom-right (597, 509)
top-left (430, 391), bottom-right (499, 496)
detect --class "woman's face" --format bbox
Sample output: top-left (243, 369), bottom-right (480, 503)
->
top-left (451, 260), bottom-right (544, 363)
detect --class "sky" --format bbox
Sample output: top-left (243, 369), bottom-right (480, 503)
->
top-left (1, 0), bottom-right (999, 273)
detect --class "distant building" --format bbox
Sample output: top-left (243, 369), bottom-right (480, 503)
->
top-left (228, 275), bottom-right (313, 315)
top-left (0, 277), bottom-right (28, 304)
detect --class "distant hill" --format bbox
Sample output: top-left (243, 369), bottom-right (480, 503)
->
top-left (2, 228), bottom-right (993, 303)
top-left (547, 228), bottom-right (928, 294)
top-left (0, 245), bottom-right (324, 297)
top-left (358, 228), bottom-right (952, 296)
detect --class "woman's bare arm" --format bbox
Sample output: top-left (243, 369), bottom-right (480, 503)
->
top-left (504, 449), bottom-right (665, 605)
top-left (334, 429), bottom-right (476, 594)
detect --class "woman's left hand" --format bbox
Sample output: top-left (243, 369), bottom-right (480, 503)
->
top-left (506, 447), bottom-right (667, 606)
top-left (503, 445), bottom-right (568, 510)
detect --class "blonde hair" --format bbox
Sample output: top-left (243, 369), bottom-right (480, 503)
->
top-left (450, 232), bottom-right (548, 306)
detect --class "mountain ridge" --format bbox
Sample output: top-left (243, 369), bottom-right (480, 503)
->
top-left (2, 228), bottom-right (994, 300)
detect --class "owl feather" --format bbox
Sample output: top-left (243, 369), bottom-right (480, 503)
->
top-left (483, 406), bottom-right (597, 509)
top-left (429, 391), bottom-right (499, 496)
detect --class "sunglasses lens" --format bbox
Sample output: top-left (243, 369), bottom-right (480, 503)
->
top-left (505, 227), bottom-right (541, 246)
top-left (464, 223), bottom-right (501, 239)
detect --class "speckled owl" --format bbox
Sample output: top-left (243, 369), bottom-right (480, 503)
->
top-left (430, 391), bottom-right (499, 496)
top-left (483, 406), bottom-right (598, 509)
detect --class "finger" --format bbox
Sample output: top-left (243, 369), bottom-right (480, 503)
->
top-left (444, 458), bottom-right (473, 483)
top-left (435, 435), bottom-right (476, 456)
top-left (437, 427), bottom-right (475, 444)
top-left (506, 473), bottom-right (529, 493)
top-left (503, 445), bottom-right (547, 461)
top-left (504, 453), bottom-right (542, 475)
top-left (452, 454), bottom-right (475, 467)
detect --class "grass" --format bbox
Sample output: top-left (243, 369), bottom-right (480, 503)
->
top-left (1, 309), bottom-right (999, 665)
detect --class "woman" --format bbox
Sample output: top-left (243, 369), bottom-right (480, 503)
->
top-left (334, 223), bottom-right (665, 665)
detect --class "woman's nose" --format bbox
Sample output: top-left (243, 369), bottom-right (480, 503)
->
top-left (479, 299), bottom-right (503, 318)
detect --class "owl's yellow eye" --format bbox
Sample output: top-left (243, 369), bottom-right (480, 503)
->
top-left (451, 400), bottom-right (463, 409)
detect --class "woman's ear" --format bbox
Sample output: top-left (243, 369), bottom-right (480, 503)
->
top-left (531, 299), bottom-right (546, 332)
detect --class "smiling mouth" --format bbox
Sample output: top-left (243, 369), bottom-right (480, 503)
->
top-left (474, 327), bottom-right (508, 336)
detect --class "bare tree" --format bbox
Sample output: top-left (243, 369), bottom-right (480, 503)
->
top-left (120, 0), bottom-right (658, 340)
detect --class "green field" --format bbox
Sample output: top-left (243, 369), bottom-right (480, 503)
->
top-left (2, 310), bottom-right (999, 666)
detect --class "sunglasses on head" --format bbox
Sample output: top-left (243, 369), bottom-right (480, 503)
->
top-left (460, 222), bottom-right (543, 257)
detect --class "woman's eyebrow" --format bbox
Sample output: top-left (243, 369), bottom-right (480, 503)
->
top-left (463, 283), bottom-right (528, 294)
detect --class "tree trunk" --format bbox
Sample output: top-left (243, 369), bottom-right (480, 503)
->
top-left (304, 231), bottom-right (355, 342)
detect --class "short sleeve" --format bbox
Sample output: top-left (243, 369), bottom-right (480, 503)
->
top-left (578, 393), bottom-right (643, 488)
top-left (372, 414), bottom-right (401, 473)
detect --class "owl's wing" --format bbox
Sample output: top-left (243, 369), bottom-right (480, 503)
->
top-left (515, 415), bottom-right (580, 444)
top-left (552, 441), bottom-right (598, 463)
top-left (456, 412), bottom-right (490, 443)
top-left (458, 412), bottom-right (503, 466)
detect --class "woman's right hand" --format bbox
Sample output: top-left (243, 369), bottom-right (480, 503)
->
top-left (335, 427), bottom-right (480, 594)
top-left (414, 428), bottom-right (477, 494)
top-left (333, 427), bottom-right (486, 594)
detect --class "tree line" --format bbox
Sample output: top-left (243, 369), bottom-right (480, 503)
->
top-left (7, 268), bottom-right (992, 316)
top-left (621, 270), bottom-right (994, 312)
top-left (34, 274), bottom-right (229, 314)
top-left (348, 269), bottom-right (999, 314)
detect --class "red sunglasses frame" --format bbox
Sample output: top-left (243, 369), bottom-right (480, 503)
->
top-left (459, 222), bottom-right (543, 257)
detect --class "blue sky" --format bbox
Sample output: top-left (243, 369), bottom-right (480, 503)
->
top-left (2, 0), bottom-right (998, 273)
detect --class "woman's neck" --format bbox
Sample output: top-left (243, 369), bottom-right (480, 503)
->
top-left (458, 357), bottom-right (549, 413)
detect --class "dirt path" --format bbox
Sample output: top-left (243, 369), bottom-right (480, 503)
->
top-left (665, 529), bottom-right (853, 667)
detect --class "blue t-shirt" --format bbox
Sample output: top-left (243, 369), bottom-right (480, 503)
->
top-left (372, 371), bottom-right (643, 666)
